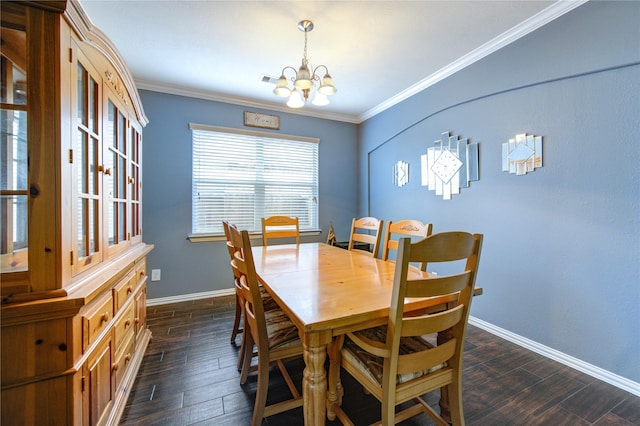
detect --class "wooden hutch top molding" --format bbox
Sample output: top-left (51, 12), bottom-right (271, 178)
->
top-left (63, 0), bottom-right (149, 125)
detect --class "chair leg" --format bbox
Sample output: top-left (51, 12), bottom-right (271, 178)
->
top-left (251, 353), bottom-right (270, 426)
top-left (231, 294), bottom-right (243, 343)
top-left (237, 323), bottom-right (247, 371)
top-left (240, 333), bottom-right (254, 385)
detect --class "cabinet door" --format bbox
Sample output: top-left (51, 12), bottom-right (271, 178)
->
top-left (134, 284), bottom-right (147, 339)
top-left (0, 5), bottom-right (28, 291)
top-left (71, 46), bottom-right (103, 276)
top-left (130, 122), bottom-right (143, 244)
top-left (103, 96), bottom-right (131, 258)
top-left (83, 335), bottom-right (114, 426)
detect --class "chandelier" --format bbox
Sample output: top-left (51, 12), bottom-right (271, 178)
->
top-left (273, 20), bottom-right (337, 108)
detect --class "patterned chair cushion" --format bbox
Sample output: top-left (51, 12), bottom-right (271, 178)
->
top-left (342, 326), bottom-right (444, 386)
top-left (259, 286), bottom-right (279, 311)
top-left (264, 307), bottom-right (300, 350)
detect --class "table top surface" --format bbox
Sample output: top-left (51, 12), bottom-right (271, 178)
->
top-left (252, 242), bottom-right (465, 335)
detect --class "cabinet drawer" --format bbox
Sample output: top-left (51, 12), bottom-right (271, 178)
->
top-left (114, 303), bottom-right (135, 351)
top-left (113, 331), bottom-right (135, 388)
top-left (113, 270), bottom-right (136, 313)
top-left (82, 292), bottom-right (113, 351)
top-left (136, 259), bottom-right (147, 283)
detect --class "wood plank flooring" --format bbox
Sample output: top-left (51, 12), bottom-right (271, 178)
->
top-left (120, 297), bottom-right (640, 425)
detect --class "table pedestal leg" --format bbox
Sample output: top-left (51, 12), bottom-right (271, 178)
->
top-left (302, 331), bottom-right (331, 426)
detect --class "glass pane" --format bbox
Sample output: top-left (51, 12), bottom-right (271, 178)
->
top-left (89, 136), bottom-right (98, 195)
top-left (89, 76), bottom-right (97, 133)
top-left (106, 101), bottom-right (115, 149)
top-left (118, 111), bottom-right (126, 152)
top-left (110, 151), bottom-right (118, 197)
top-left (0, 195), bottom-right (28, 272)
top-left (1, 109), bottom-right (27, 191)
top-left (77, 63), bottom-right (86, 125)
top-left (118, 155), bottom-right (126, 198)
top-left (77, 131), bottom-right (87, 194)
top-left (78, 198), bottom-right (87, 257)
top-left (89, 199), bottom-right (98, 254)
top-left (0, 27), bottom-right (27, 106)
top-left (108, 201), bottom-right (115, 246)
top-left (118, 202), bottom-right (126, 242)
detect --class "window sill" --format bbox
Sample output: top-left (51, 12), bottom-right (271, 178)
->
top-left (187, 229), bottom-right (322, 243)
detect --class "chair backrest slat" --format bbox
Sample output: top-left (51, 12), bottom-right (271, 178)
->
top-left (348, 216), bottom-right (383, 257)
top-left (382, 219), bottom-right (433, 270)
top-left (262, 216), bottom-right (300, 245)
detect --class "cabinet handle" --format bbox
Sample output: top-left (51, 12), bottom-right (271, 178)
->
top-left (98, 165), bottom-right (112, 175)
top-left (101, 312), bottom-right (109, 323)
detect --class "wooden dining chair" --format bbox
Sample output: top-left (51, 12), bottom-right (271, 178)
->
top-left (330, 232), bottom-right (483, 425)
top-left (223, 221), bottom-right (277, 372)
top-left (381, 219), bottom-right (433, 271)
top-left (261, 215), bottom-right (300, 245)
top-left (347, 216), bottom-right (384, 258)
top-left (227, 224), bottom-right (303, 425)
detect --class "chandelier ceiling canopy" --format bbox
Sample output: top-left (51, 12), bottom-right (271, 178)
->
top-left (273, 20), bottom-right (337, 108)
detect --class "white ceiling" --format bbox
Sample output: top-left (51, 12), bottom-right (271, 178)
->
top-left (78, 1), bottom-right (584, 123)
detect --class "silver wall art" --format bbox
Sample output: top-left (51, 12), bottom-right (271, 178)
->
top-left (393, 160), bottom-right (409, 187)
top-left (502, 133), bottom-right (543, 175)
top-left (421, 131), bottom-right (479, 200)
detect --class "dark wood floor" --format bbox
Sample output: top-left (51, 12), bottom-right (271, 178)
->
top-left (120, 297), bottom-right (640, 425)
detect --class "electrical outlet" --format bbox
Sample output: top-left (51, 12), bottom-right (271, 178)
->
top-left (151, 269), bottom-right (161, 281)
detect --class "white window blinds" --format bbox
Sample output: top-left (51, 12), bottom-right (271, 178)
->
top-left (190, 124), bottom-right (319, 236)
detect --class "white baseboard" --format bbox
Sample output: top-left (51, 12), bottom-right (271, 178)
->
top-left (146, 288), bottom-right (235, 306)
top-left (145, 292), bottom-right (639, 397)
top-left (469, 316), bottom-right (640, 397)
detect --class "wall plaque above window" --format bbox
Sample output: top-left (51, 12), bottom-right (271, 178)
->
top-left (244, 111), bottom-right (280, 130)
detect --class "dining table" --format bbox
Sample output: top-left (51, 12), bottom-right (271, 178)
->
top-left (252, 242), bottom-right (482, 425)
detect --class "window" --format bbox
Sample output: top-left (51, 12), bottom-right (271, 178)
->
top-left (190, 123), bottom-right (319, 236)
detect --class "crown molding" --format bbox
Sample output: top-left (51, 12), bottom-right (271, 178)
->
top-left (135, 79), bottom-right (360, 124)
top-left (358, 0), bottom-right (589, 122)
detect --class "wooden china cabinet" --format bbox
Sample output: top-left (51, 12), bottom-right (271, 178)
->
top-left (1, 1), bottom-right (152, 424)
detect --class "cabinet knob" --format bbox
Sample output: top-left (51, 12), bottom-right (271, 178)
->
top-left (98, 165), bottom-right (112, 175)
top-left (127, 286), bottom-right (133, 294)
top-left (112, 362), bottom-right (118, 372)
top-left (139, 271), bottom-right (145, 278)
top-left (101, 312), bottom-right (109, 323)
top-left (128, 177), bottom-right (134, 184)
top-left (135, 317), bottom-right (140, 324)
top-left (125, 354), bottom-right (132, 364)
top-left (125, 319), bottom-right (131, 328)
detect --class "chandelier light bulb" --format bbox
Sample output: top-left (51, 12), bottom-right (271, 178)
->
top-left (273, 75), bottom-right (292, 97)
top-left (287, 89), bottom-right (305, 108)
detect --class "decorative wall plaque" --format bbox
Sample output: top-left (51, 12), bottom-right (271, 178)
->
top-left (421, 131), bottom-right (479, 200)
top-left (393, 160), bottom-right (409, 187)
top-left (244, 111), bottom-right (280, 130)
top-left (502, 133), bottom-right (542, 175)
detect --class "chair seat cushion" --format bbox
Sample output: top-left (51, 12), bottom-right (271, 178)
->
top-left (265, 308), bottom-right (300, 350)
top-left (342, 326), bottom-right (444, 386)
top-left (260, 286), bottom-right (279, 311)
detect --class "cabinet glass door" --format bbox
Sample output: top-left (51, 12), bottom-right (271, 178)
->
top-left (1, 19), bottom-right (28, 276)
top-left (130, 124), bottom-right (142, 242)
top-left (74, 61), bottom-right (102, 273)
top-left (105, 99), bottom-right (129, 255)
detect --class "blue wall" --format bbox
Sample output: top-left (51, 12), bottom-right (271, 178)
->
top-left (140, 91), bottom-right (358, 299)
top-left (360, 1), bottom-right (639, 382)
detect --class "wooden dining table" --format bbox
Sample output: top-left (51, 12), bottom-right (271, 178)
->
top-left (252, 242), bottom-right (482, 425)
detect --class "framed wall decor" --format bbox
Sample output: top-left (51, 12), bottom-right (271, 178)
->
top-left (244, 111), bottom-right (280, 130)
